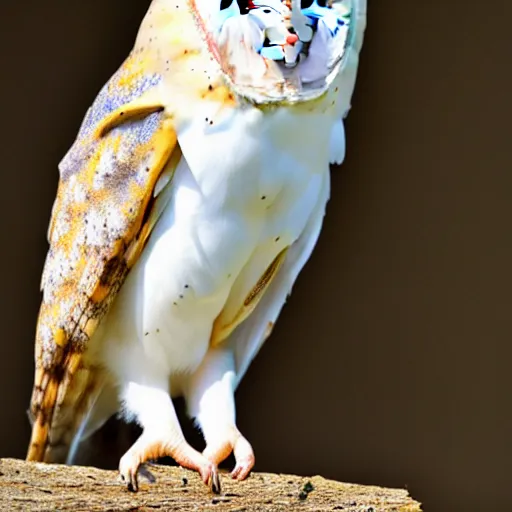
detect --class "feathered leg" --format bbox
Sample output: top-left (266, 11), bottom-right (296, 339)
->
top-left (184, 347), bottom-right (255, 480)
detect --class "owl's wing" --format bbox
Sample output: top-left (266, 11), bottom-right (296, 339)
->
top-left (26, 47), bottom-right (181, 462)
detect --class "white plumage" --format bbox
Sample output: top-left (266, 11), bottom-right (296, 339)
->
top-left (27, 0), bottom-right (367, 494)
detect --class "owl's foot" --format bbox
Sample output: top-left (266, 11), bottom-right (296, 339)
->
top-left (119, 431), bottom-right (220, 493)
top-left (203, 427), bottom-right (255, 481)
top-left (118, 460), bottom-right (156, 492)
top-left (230, 449), bottom-right (255, 481)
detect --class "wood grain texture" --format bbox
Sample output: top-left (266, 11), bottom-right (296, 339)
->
top-left (0, 458), bottom-right (421, 511)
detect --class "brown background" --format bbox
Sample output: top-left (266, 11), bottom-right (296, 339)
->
top-left (0, 2), bottom-right (510, 511)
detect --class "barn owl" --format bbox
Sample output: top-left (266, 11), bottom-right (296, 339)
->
top-left (26, 0), bottom-right (367, 494)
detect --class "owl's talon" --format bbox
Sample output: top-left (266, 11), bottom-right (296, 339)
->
top-left (119, 452), bottom-right (144, 492)
top-left (128, 469), bottom-right (139, 492)
top-left (210, 467), bottom-right (222, 494)
top-left (124, 468), bottom-right (138, 492)
top-left (119, 462), bottom-right (154, 490)
top-left (198, 462), bottom-right (221, 494)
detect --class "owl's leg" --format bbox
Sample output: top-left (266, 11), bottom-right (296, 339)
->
top-left (184, 347), bottom-right (255, 480)
top-left (118, 379), bottom-right (220, 492)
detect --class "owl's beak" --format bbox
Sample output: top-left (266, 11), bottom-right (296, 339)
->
top-left (286, 33), bottom-right (299, 45)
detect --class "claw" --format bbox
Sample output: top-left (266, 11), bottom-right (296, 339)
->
top-left (119, 455), bottom-right (155, 492)
top-left (199, 461), bottom-right (221, 494)
top-left (121, 466), bottom-right (139, 492)
top-left (210, 468), bottom-right (222, 494)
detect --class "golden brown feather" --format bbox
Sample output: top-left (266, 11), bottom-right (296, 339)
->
top-left (26, 48), bottom-right (179, 462)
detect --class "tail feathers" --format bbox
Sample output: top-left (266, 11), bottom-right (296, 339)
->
top-left (26, 367), bottom-right (62, 462)
top-left (26, 356), bottom-right (103, 464)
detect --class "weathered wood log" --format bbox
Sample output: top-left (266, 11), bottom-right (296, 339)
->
top-left (0, 458), bottom-right (421, 511)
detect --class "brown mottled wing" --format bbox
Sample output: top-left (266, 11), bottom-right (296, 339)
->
top-left (26, 50), bottom-right (179, 462)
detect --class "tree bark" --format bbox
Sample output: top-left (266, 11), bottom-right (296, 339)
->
top-left (0, 458), bottom-right (421, 511)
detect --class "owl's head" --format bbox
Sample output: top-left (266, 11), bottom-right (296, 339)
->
top-left (194, 0), bottom-right (357, 104)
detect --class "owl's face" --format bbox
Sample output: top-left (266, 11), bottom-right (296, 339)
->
top-left (193, 0), bottom-right (355, 104)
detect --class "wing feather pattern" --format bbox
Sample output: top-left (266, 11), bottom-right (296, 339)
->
top-left (27, 50), bottom-right (179, 462)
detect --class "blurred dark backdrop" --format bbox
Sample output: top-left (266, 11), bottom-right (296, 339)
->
top-left (0, 2), bottom-right (510, 511)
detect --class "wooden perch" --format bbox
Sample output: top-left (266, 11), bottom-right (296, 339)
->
top-left (0, 458), bottom-right (421, 511)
